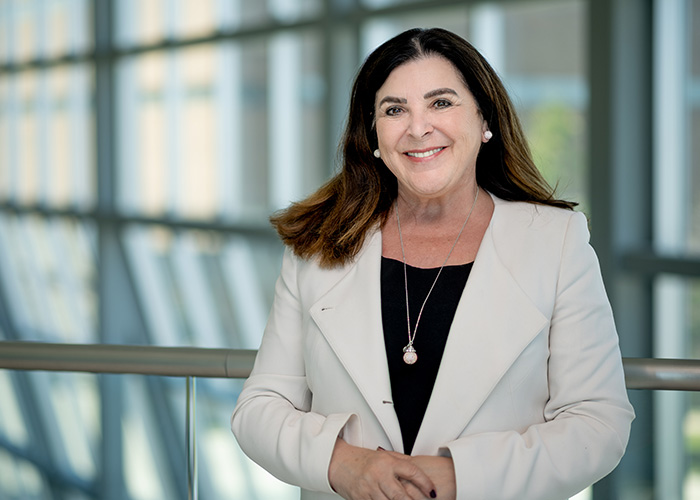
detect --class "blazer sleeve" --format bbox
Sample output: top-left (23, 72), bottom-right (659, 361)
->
top-left (230, 249), bottom-right (355, 494)
top-left (443, 211), bottom-right (635, 500)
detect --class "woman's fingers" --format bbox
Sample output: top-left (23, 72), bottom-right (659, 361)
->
top-left (400, 478), bottom-right (430, 500)
top-left (409, 456), bottom-right (455, 500)
top-left (377, 475), bottom-right (421, 500)
top-left (388, 456), bottom-right (436, 499)
top-left (329, 439), bottom-right (436, 500)
top-left (355, 454), bottom-right (424, 500)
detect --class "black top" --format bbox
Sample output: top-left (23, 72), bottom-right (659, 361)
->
top-left (381, 257), bottom-right (473, 455)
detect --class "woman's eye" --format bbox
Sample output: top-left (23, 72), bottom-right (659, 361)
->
top-left (385, 106), bottom-right (403, 116)
top-left (434, 99), bottom-right (452, 109)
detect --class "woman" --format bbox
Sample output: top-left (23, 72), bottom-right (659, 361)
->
top-left (231, 28), bottom-right (634, 500)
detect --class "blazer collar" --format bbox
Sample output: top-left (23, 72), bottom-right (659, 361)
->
top-left (309, 195), bottom-right (547, 453)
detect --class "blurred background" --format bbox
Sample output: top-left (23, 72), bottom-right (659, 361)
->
top-left (0, 0), bottom-right (698, 498)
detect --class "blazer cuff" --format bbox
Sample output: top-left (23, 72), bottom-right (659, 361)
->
top-left (440, 442), bottom-right (485, 500)
top-left (309, 412), bottom-right (359, 495)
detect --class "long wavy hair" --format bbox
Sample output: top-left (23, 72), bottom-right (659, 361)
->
top-left (271, 28), bottom-right (575, 268)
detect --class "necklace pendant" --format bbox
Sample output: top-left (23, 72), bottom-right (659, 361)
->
top-left (402, 344), bottom-right (417, 365)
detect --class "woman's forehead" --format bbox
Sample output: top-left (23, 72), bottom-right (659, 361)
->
top-left (375, 57), bottom-right (471, 103)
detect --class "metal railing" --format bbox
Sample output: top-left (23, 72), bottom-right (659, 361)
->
top-left (1, 341), bottom-right (699, 390)
top-left (0, 341), bottom-right (257, 378)
top-left (2, 341), bottom-right (700, 499)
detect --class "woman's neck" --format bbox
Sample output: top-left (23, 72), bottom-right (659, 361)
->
top-left (382, 188), bottom-right (493, 268)
top-left (395, 184), bottom-right (480, 227)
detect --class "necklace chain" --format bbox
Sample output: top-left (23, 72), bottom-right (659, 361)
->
top-left (396, 187), bottom-right (479, 364)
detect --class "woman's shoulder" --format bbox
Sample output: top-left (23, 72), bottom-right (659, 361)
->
top-left (487, 195), bottom-right (593, 294)
top-left (281, 227), bottom-right (381, 301)
top-left (488, 193), bottom-right (590, 264)
top-left (490, 193), bottom-right (583, 231)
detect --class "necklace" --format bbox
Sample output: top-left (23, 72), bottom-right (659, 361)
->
top-left (396, 187), bottom-right (479, 365)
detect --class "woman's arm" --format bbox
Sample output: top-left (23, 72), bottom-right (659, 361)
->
top-left (436, 212), bottom-right (634, 500)
top-left (231, 249), bottom-right (436, 498)
top-left (231, 250), bottom-right (351, 493)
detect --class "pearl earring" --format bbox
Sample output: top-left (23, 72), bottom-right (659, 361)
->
top-left (484, 130), bottom-right (493, 141)
top-left (374, 149), bottom-right (381, 158)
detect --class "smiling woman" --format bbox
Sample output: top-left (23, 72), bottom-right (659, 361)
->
top-left (232, 28), bottom-right (634, 500)
top-left (373, 57), bottom-right (489, 237)
top-left (268, 28), bottom-right (576, 270)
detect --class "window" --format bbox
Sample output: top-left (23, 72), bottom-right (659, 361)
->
top-left (4, 0), bottom-right (699, 498)
top-left (653, 0), bottom-right (700, 498)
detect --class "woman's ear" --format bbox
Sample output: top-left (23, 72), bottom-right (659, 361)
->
top-left (482, 120), bottom-right (493, 142)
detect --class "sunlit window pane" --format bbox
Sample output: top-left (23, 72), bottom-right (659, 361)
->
top-left (0, 214), bottom-right (96, 342)
top-left (117, 32), bottom-right (324, 220)
top-left (123, 224), bottom-right (281, 348)
top-left (0, 0), bottom-right (91, 64)
top-left (690, 0), bottom-right (700, 253)
top-left (115, 0), bottom-right (323, 47)
top-left (14, 1), bottom-right (37, 63)
top-left (16, 70), bottom-right (40, 204)
top-left (654, 2), bottom-right (700, 499)
top-left (0, 4), bottom-right (10, 64)
top-left (0, 65), bottom-right (94, 208)
top-left (0, 75), bottom-right (10, 201)
top-left (500, 1), bottom-right (587, 209)
top-left (42, 0), bottom-right (92, 59)
top-left (46, 65), bottom-right (94, 208)
top-left (361, 6), bottom-right (470, 56)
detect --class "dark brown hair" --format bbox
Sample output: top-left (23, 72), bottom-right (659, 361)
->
top-left (271, 28), bottom-right (576, 267)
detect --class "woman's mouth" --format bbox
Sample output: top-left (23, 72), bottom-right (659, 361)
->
top-left (405, 147), bottom-right (445, 158)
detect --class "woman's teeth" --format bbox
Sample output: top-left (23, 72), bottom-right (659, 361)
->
top-left (406, 147), bottom-right (444, 158)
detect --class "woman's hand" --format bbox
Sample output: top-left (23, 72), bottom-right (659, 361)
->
top-left (328, 439), bottom-right (437, 500)
top-left (406, 456), bottom-right (456, 500)
top-left (380, 451), bottom-right (456, 500)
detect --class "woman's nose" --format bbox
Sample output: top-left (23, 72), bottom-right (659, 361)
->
top-left (407, 111), bottom-right (433, 138)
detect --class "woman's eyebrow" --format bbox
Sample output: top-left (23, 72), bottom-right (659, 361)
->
top-left (377, 96), bottom-right (407, 107)
top-left (423, 88), bottom-right (458, 99)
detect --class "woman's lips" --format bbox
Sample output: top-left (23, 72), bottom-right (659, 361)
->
top-left (404, 147), bottom-right (446, 158)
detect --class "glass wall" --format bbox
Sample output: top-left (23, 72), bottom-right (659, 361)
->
top-left (653, 0), bottom-right (700, 498)
top-left (1, 0), bottom-right (698, 498)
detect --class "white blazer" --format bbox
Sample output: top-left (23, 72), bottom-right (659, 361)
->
top-left (231, 194), bottom-right (635, 500)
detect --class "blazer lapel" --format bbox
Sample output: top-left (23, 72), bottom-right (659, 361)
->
top-left (412, 202), bottom-right (548, 454)
top-left (309, 231), bottom-right (404, 451)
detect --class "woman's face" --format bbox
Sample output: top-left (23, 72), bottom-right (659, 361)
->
top-left (374, 56), bottom-right (489, 203)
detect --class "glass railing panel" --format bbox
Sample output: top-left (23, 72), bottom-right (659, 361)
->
top-left (654, 276), bottom-right (700, 499)
top-left (0, 448), bottom-right (52, 500)
top-left (0, 370), bottom-right (30, 448)
top-left (0, 365), bottom-right (298, 499)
